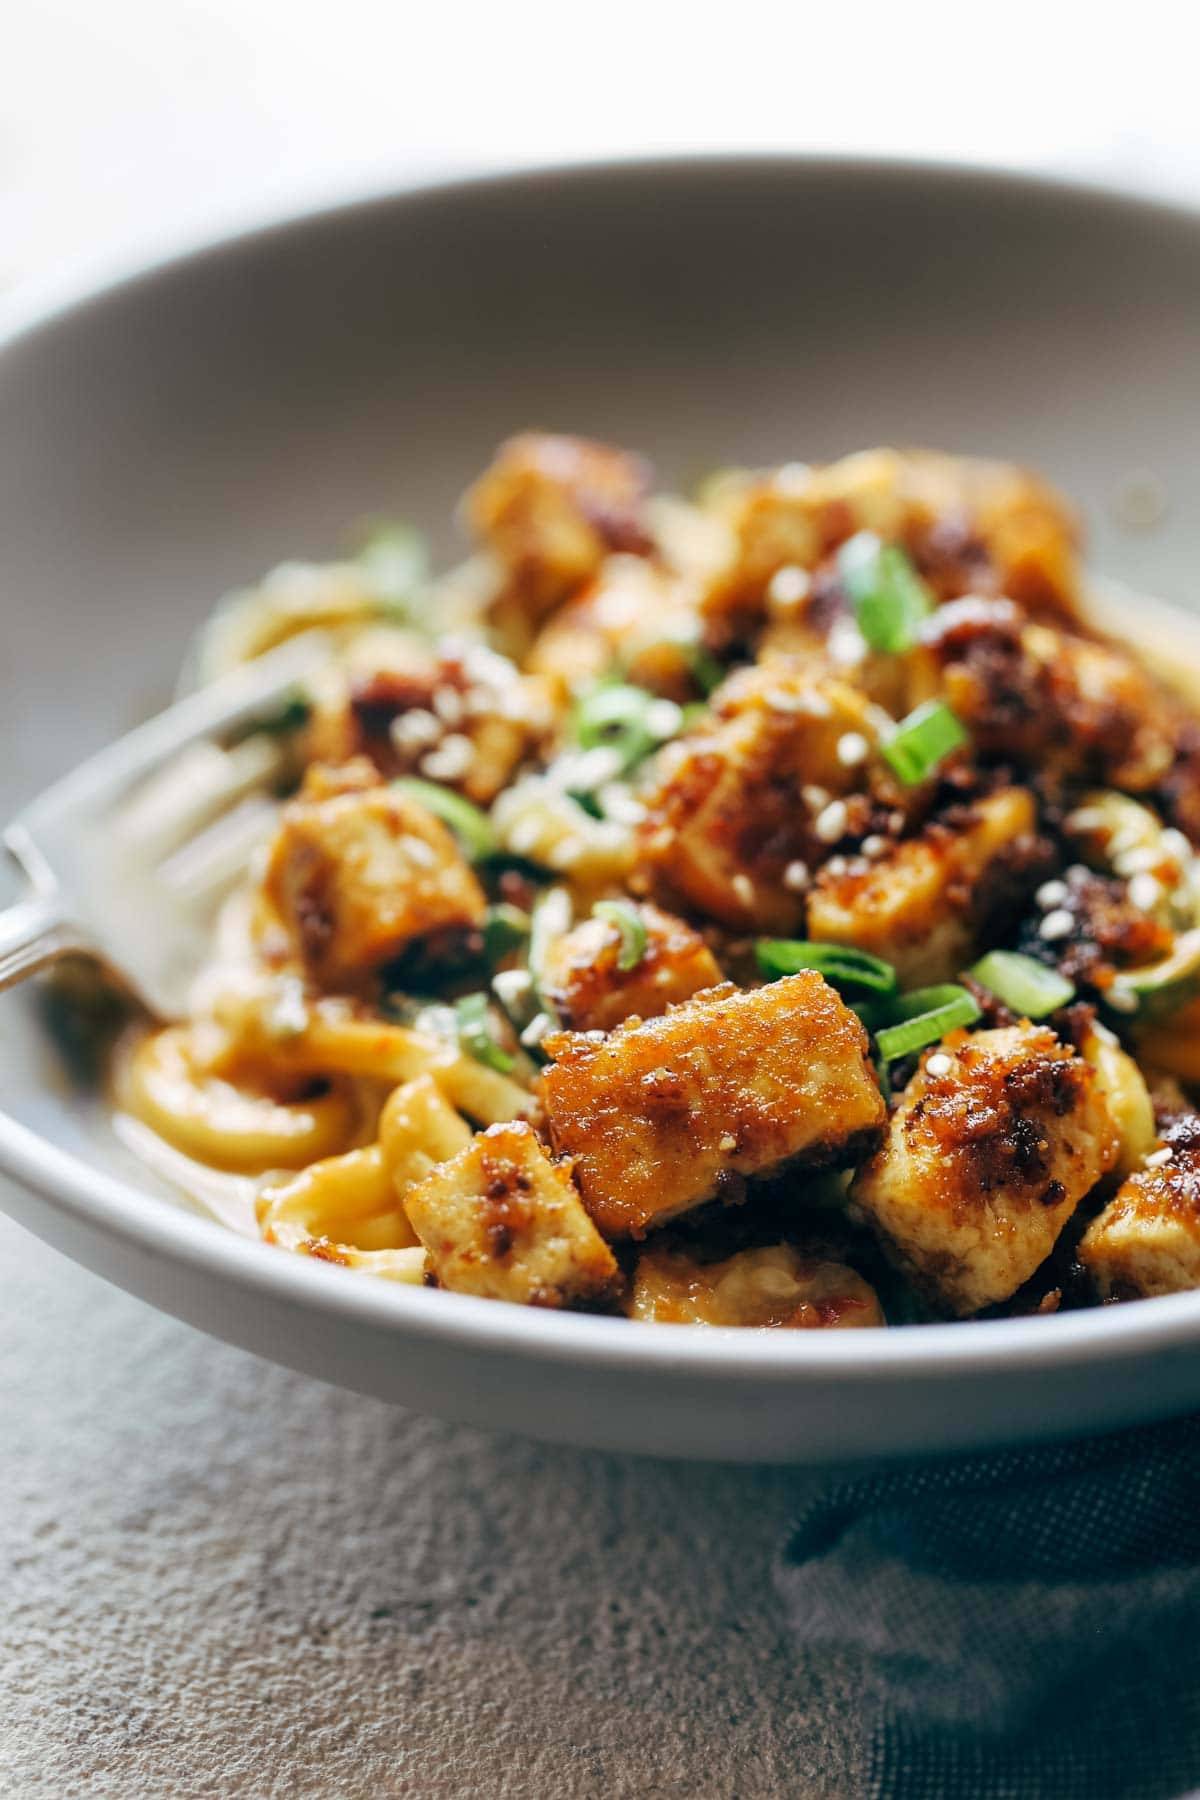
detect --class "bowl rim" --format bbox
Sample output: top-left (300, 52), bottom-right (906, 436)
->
top-left (6, 148), bottom-right (1200, 1381)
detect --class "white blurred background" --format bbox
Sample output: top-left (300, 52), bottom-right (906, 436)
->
top-left (2, 0), bottom-right (1196, 292)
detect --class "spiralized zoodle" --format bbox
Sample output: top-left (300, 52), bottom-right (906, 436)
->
top-left (111, 435), bottom-right (1200, 1327)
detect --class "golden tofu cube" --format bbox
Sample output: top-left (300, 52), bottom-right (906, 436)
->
top-left (263, 758), bottom-right (486, 985)
top-left (629, 1241), bottom-right (884, 1328)
top-left (527, 556), bottom-right (704, 702)
top-left (918, 601), bottom-right (1173, 793)
top-left (542, 972), bottom-right (885, 1238)
top-left (1079, 1120), bottom-right (1200, 1300)
top-left (807, 786), bottom-right (1039, 987)
top-left (851, 1025), bottom-right (1117, 1316)
top-left (637, 663), bottom-right (893, 933)
top-left (403, 1120), bottom-right (620, 1308)
top-left (700, 447), bottom-right (1082, 646)
top-left (540, 902), bottom-right (722, 1034)
top-left (465, 433), bottom-right (652, 624)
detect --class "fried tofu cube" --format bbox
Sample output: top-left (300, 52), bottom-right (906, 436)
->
top-left (851, 1025), bottom-right (1117, 1316)
top-left (629, 1241), bottom-right (884, 1328)
top-left (540, 902), bottom-right (722, 1034)
top-left (262, 758), bottom-right (486, 985)
top-left (403, 1120), bottom-right (620, 1307)
top-left (1078, 1117), bottom-right (1200, 1300)
top-left (637, 663), bottom-right (894, 932)
top-left (807, 786), bottom-right (1040, 987)
top-left (306, 633), bottom-right (557, 805)
top-left (465, 433), bottom-right (652, 628)
top-left (916, 599), bottom-right (1174, 792)
top-left (527, 556), bottom-right (707, 702)
top-left (542, 972), bottom-right (885, 1238)
top-left (699, 447), bottom-right (1082, 648)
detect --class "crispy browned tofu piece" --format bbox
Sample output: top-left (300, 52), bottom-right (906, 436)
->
top-left (637, 662), bottom-right (896, 932)
top-left (527, 557), bottom-right (706, 702)
top-left (465, 433), bottom-right (652, 629)
top-left (629, 1241), bottom-right (884, 1327)
top-left (807, 787), bottom-right (1041, 987)
top-left (305, 635), bottom-right (557, 805)
top-left (403, 1120), bottom-right (620, 1307)
top-left (851, 1025), bottom-right (1117, 1316)
top-left (540, 902), bottom-right (722, 1034)
top-left (916, 598), bottom-right (1174, 792)
top-left (1078, 1117), bottom-right (1200, 1300)
top-left (542, 972), bottom-right (885, 1238)
top-left (700, 447), bottom-right (1082, 647)
top-left (262, 758), bottom-right (486, 986)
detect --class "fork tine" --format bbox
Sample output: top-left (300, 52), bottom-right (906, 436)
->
top-left (115, 734), bottom-right (288, 861)
top-left (10, 630), bottom-right (329, 843)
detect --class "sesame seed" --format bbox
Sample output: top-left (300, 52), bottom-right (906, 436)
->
top-left (1162, 828), bottom-right (1193, 863)
top-left (828, 617), bottom-right (868, 667)
top-left (400, 835), bottom-right (437, 868)
top-left (802, 785), bottom-right (831, 813)
top-left (1105, 987), bottom-right (1138, 1014)
top-left (783, 860), bottom-right (810, 891)
top-left (732, 873), bottom-right (756, 906)
top-left (520, 1011), bottom-right (555, 1048)
top-left (1036, 879), bottom-right (1069, 911)
top-left (391, 708), bottom-right (441, 748)
top-left (836, 730), bottom-right (870, 768)
top-left (1039, 908), bottom-right (1074, 942)
top-left (597, 783), bottom-right (647, 825)
top-left (1145, 1146), bottom-right (1175, 1169)
top-left (825, 855), bottom-right (848, 877)
top-left (1067, 807), bottom-right (1104, 834)
top-left (646, 699), bottom-right (684, 739)
top-left (766, 565), bottom-right (810, 609)
top-left (1128, 872), bottom-right (1163, 912)
top-left (420, 734), bottom-right (475, 781)
top-left (925, 1052), bottom-right (952, 1078)
top-left (548, 836), bottom-right (587, 870)
top-left (493, 969), bottom-right (533, 1008)
top-left (432, 685), bottom-right (464, 725)
top-left (861, 834), bottom-right (887, 859)
top-left (814, 799), bottom-right (849, 844)
top-left (764, 687), bottom-right (810, 714)
top-left (1115, 846), bottom-right (1160, 876)
top-left (719, 1134), bottom-right (738, 1152)
top-left (508, 817), bottom-right (543, 856)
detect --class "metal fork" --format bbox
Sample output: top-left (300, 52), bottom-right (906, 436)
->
top-left (0, 632), bottom-right (330, 1019)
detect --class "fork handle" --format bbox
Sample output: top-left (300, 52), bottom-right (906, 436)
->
top-left (0, 892), bottom-right (84, 991)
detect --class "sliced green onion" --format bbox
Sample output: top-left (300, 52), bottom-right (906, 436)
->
top-left (970, 950), bottom-right (1075, 1019)
top-left (1108, 927), bottom-right (1200, 1017)
top-left (593, 900), bottom-right (648, 972)
top-left (483, 903), bottom-right (530, 966)
top-left (454, 992), bottom-right (515, 1073)
top-left (393, 777), bottom-right (497, 862)
top-left (882, 700), bottom-right (968, 787)
top-left (837, 531), bottom-right (933, 654)
top-left (573, 682), bottom-right (681, 775)
top-left (875, 984), bottom-right (981, 1061)
top-left (755, 939), bottom-right (898, 996)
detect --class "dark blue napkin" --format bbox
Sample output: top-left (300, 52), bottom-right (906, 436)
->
top-left (775, 1417), bottom-right (1200, 1799)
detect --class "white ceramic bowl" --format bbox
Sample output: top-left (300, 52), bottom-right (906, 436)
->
top-left (5, 156), bottom-right (1200, 1462)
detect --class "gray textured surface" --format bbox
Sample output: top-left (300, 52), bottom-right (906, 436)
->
top-left (0, 1210), bottom-right (861, 1798)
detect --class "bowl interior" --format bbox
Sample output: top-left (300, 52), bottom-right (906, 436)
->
top-left (4, 156), bottom-right (1200, 1415)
